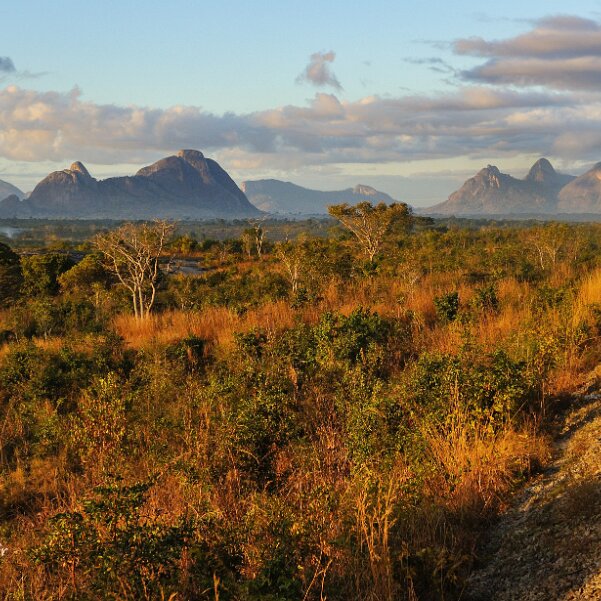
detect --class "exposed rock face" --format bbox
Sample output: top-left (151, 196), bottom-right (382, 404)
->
top-left (557, 163), bottom-right (601, 213)
top-left (0, 180), bottom-right (24, 202)
top-left (241, 179), bottom-right (399, 214)
top-left (465, 389), bottom-right (601, 600)
top-left (429, 159), bottom-right (575, 215)
top-left (0, 150), bottom-right (260, 219)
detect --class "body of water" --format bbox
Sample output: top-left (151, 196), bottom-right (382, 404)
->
top-left (0, 226), bottom-right (23, 239)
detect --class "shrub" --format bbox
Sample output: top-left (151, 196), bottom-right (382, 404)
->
top-left (434, 291), bottom-right (460, 323)
top-left (0, 241), bottom-right (23, 304)
top-left (166, 335), bottom-right (206, 372)
top-left (315, 308), bottom-right (390, 365)
top-left (473, 283), bottom-right (500, 314)
top-left (31, 480), bottom-right (191, 599)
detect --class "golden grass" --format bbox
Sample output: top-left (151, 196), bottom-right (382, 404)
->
top-left (424, 420), bottom-right (550, 515)
top-left (114, 301), bottom-right (302, 349)
top-left (574, 268), bottom-right (601, 323)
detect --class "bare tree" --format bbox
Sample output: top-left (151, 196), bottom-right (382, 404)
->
top-left (525, 224), bottom-right (569, 270)
top-left (241, 229), bottom-right (254, 259)
top-left (274, 240), bottom-right (305, 293)
top-left (241, 220), bottom-right (268, 260)
top-left (251, 221), bottom-right (267, 260)
top-left (95, 220), bottom-right (174, 319)
top-left (328, 201), bottom-right (412, 262)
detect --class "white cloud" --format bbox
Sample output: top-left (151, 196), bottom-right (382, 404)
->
top-left (1, 83), bottom-right (600, 171)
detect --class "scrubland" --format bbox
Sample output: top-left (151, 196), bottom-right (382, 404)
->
top-left (0, 220), bottom-right (600, 600)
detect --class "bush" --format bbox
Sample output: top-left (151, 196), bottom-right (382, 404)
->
top-left (31, 480), bottom-right (191, 599)
top-left (434, 291), bottom-right (460, 323)
top-left (166, 335), bottom-right (206, 371)
top-left (473, 283), bottom-right (500, 314)
top-left (315, 308), bottom-right (390, 365)
top-left (0, 241), bottom-right (23, 304)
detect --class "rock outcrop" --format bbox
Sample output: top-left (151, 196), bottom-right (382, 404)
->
top-left (0, 150), bottom-right (260, 219)
top-left (465, 385), bottom-right (601, 600)
top-left (429, 159), bottom-right (574, 215)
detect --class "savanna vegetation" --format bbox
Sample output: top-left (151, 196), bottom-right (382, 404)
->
top-left (1, 208), bottom-right (601, 600)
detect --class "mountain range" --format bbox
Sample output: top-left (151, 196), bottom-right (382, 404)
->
top-left (4, 152), bottom-right (601, 219)
top-left (0, 150), bottom-right (260, 219)
top-left (427, 158), bottom-right (601, 215)
top-left (241, 180), bottom-right (398, 214)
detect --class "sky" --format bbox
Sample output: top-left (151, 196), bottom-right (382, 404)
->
top-left (2, 0), bottom-right (601, 206)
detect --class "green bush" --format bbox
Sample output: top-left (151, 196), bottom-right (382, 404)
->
top-left (32, 480), bottom-right (191, 599)
top-left (0, 241), bottom-right (23, 305)
top-left (473, 283), bottom-right (500, 314)
top-left (166, 335), bottom-right (206, 371)
top-left (21, 253), bottom-right (74, 296)
top-left (434, 291), bottom-right (460, 323)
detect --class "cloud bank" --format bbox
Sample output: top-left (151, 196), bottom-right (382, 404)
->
top-left (3, 16), bottom-right (601, 177)
top-left (2, 84), bottom-right (596, 170)
top-left (457, 16), bottom-right (601, 90)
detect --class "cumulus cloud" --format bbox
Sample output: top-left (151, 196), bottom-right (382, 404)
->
top-left (456, 16), bottom-right (601, 90)
top-left (296, 51), bottom-right (342, 90)
top-left (3, 82), bottom-right (600, 171)
top-left (0, 57), bottom-right (15, 73)
top-left (7, 14), bottom-right (601, 174)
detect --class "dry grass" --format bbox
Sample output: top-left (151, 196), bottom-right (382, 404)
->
top-left (424, 420), bottom-right (550, 516)
top-left (114, 301), bottom-right (302, 349)
top-left (574, 268), bottom-right (601, 323)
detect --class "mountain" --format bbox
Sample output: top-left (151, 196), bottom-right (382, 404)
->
top-left (428, 159), bottom-right (575, 215)
top-left (524, 157), bottom-right (574, 189)
top-left (0, 150), bottom-right (260, 219)
top-left (0, 179), bottom-right (24, 202)
top-left (557, 162), bottom-right (601, 213)
top-left (241, 179), bottom-right (399, 214)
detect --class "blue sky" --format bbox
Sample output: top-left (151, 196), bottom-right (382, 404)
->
top-left (2, 0), bottom-right (601, 205)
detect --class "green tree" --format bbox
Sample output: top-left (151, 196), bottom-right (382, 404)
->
top-left (328, 201), bottom-right (412, 262)
top-left (58, 252), bottom-right (111, 295)
top-left (20, 252), bottom-right (73, 296)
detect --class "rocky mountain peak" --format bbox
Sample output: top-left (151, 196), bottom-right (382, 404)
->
top-left (526, 158), bottom-right (556, 183)
top-left (479, 165), bottom-right (502, 188)
top-left (0, 179), bottom-right (24, 201)
top-left (352, 184), bottom-right (378, 196)
top-left (3, 150), bottom-right (260, 219)
top-left (176, 149), bottom-right (208, 174)
top-left (177, 149), bottom-right (205, 161)
top-left (242, 179), bottom-right (399, 214)
top-left (69, 161), bottom-right (92, 179)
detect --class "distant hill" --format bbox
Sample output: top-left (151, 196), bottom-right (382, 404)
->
top-left (0, 150), bottom-right (260, 219)
top-left (428, 159), bottom-right (575, 216)
top-left (557, 162), bottom-right (601, 213)
top-left (241, 179), bottom-right (399, 214)
top-left (0, 180), bottom-right (24, 202)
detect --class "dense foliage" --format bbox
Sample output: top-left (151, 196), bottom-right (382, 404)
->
top-left (1, 217), bottom-right (600, 600)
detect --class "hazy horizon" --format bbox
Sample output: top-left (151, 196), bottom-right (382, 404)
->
top-left (2, 0), bottom-right (601, 206)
